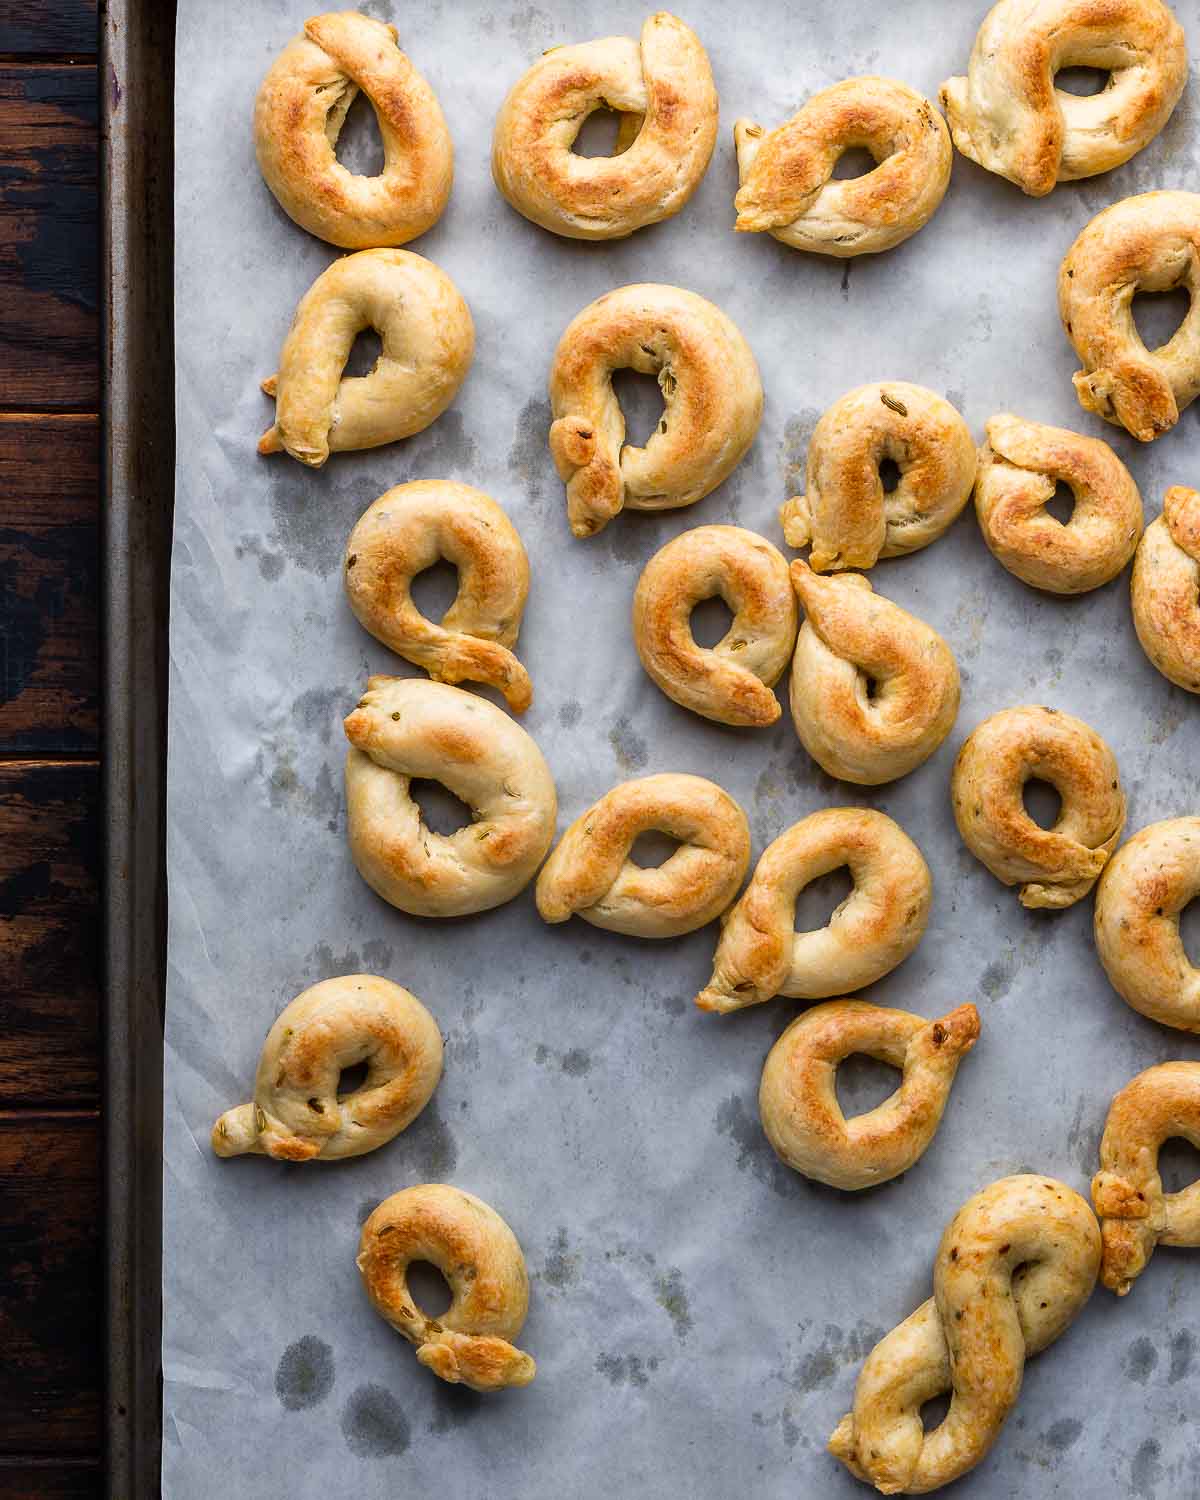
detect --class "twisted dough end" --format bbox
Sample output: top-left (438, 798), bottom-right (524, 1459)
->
top-left (416, 1330), bottom-right (536, 1391)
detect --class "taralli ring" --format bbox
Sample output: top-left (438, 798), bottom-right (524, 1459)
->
top-left (258, 249), bottom-right (474, 467)
top-left (491, 11), bottom-right (717, 240)
top-left (535, 773), bottom-right (750, 938)
top-left (344, 676), bottom-right (557, 917)
top-left (759, 1000), bottom-right (980, 1190)
top-left (1131, 486), bottom-right (1200, 692)
top-left (357, 1185), bottom-right (535, 1391)
top-left (695, 808), bottom-right (931, 1014)
top-left (940, 0), bottom-right (1187, 197)
top-left (212, 975), bottom-right (442, 1163)
top-left (632, 526), bottom-right (797, 727)
top-left (1092, 1062), bottom-right (1200, 1295)
top-left (789, 560), bottom-right (960, 785)
top-left (254, 11), bottom-right (453, 248)
top-left (733, 77), bottom-right (951, 257)
top-left (548, 284), bottom-right (762, 538)
top-left (952, 705), bottom-right (1126, 909)
top-left (1059, 190), bottom-right (1200, 442)
top-left (1094, 817), bottom-right (1200, 1031)
top-left (829, 1174), bottom-right (1100, 1493)
top-left (974, 413), bottom-right (1144, 593)
top-left (780, 383), bottom-right (976, 572)
top-left (344, 482), bottom-right (533, 712)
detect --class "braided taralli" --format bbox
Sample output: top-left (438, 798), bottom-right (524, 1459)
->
top-left (829, 1174), bottom-right (1101, 1493)
top-left (1131, 486), bottom-right (1200, 692)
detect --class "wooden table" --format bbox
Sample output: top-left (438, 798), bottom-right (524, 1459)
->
top-left (1, 2), bottom-right (103, 1494)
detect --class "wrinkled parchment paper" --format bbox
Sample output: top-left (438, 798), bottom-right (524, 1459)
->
top-left (167, 3), bottom-right (1200, 1494)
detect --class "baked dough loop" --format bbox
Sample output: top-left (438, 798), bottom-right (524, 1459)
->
top-left (1094, 817), bottom-right (1200, 1031)
top-left (780, 383), bottom-right (976, 572)
top-left (548, 284), bottom-right (763, 538)
top-left (535, 773), bottom-right (750, 938)
top-left (345, 482), bottom-right (532, 713)
top-left (254, 11), bottom-right (453, 248)
top-left (344, 676), bottom-right (556, 917)
top-left (940, 0), bottom-right (1186, 197)
top-left (952, 705), bottom-right (1126, 910)
top-left (1131, 486), bottom-right (1200, 692)
top-left (733, 77), bottom-right (951, 257)
top-left (760, 1000), bottom-right (980, 1191)
top-left (212, 975), bottom-right (442, 1163)
top-left (695, 808), bottom-right (931, 1015)
top-left (829, 1174), bottom-right (1100, 1493)
top-left (1059, 190), bottom-right (1200, 442)
top-left (258, 249), bottom-right (474, 467)
top-left (357, 1185), bottom-right (535, 1391)
top-left (491, 12), bottom-right (717, 240)
top-left (633, 526), bottom-right (797, 727)
top-left (788, 561), bottom-right (960, 785)
top-left (1092, 1062), bottom-right (1200, 1295)
top-left (974, 413), bottom-right (1143, 593)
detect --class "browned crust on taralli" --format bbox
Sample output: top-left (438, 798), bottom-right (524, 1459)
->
top-left (1131, 486), bottom-right (1200, 692)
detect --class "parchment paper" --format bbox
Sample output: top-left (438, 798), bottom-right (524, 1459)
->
top-left (166, 4), bottom-right (1200, 1495)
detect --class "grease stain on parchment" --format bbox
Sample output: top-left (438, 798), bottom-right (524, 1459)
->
top-left (341, 1384), bottom-right (410, 1457)
top-left (274, 1336), bottom-right (334, 1411)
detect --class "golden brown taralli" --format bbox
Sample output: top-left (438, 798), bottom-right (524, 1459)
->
top-left (780, 383), bottom-right (976, 571)
top-left (940, 0), bottom-right (1186, 197)
top-left (789, 560), bottom-right (960, 785)
top-left (212, 975), bottom-right (443, 1163)
top-left (829, 1174), bottom-right (1100, 1493)
top-left (759, 1000), bottom-right (980, 1191)
top-left (1059, 190), bottom-right (1200, 442)
top-left (357, 1184), bottom-right (535, 1391)
top-left (1092, 1062), bottom-right (1200, 1295)
top-left (548, 284), bottom-right (762, 537)
top-left (258, 249), bottom-right (474, 466)
top-left (1131, 485), bottom-right (1200, 692)
top-left (254, 11), bottom-right (453, 248)
top-left (696, 807), bottom-right (931, 1014)
top-left (974, 413), bottom-right (1144, 593)
top-left (952, 705), bottom-right (1125, 909)
top-left (492, 12), bottom-right (717, 240)
top-left (536, 773), bottom-right (750, 938)
top-left (344, 482), bottom-right (533, 712)
top-left (633, 526), bottom-right (797, 727)
top-left (734, 77), bottom-right (951, 256)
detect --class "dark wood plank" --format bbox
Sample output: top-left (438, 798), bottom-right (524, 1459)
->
top-left (0, 1114), bottom-right (101, 1455)
top-left (0, 66), bottom-right (98, 411)
top-left (0, 761), bottom-right (99, 1106)
top-left (0, 1461), bottom-right (101, 1498)
top-left (0, 3), bottom-right (97, 59)
top-left (0, 417), bottom-right (99, 751)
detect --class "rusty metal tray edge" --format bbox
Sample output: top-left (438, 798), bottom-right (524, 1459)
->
top-left (102, 0), bottom-right (176, 1492)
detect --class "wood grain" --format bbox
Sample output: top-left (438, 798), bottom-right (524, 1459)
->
top-left (0, 1462), bottom-right (101, 1498)
top-left (0, 2), bottom-right (97, 58)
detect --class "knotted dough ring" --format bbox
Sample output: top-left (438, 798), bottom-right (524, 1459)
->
top-left (344, 676), bottom-right (556, 917)
top-left (940, 0), bottom-right (1187, 197)
top-left (974, 413), bottom-right (1144, 593)
top-left (952, 705), bottom-right (1126, 909)
top-left (733, 77), bottom-right (951, 257)
top-left (780, 384), bottom-right (976, 572)
top-left (212, 975), bottom-right (442, 1163)
top-left (254, 11), bottom-right (453, 248)
top-left (829, 1174), bottom-right (1100, 1493)
top-left (695, 808), bottom-right (931, 1014)
top-left (549, 284), bottom-right (763, 538)
top-left (1059, 190), bottom-right (1200, 442)
top-left (345, 482), bottom-right (532, 712)
top-left (535, 773), bottom-right (750, 938)
top-left (1131, 486), bottom-right (1200, 692)
top-left (633, 526), bottom-right (797, 727)
top-left (1094, 817), bottom-right (1200, 1031)
top-left (358, 1185), bottom-right (535, 1391)
top-left (789, 560), bottom-right (960, 785)
top-left (1092, 1062), bottom-right (1200, 1295)
top-left (491, 12), bottom-right (717, 240)
top-left (760, 1000), bottom-right (980, 1190)
top-left (259, 249), bottom-right (474, 467)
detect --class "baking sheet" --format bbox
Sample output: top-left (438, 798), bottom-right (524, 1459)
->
top-left (166, 3), bottom-right (1200, 1495)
